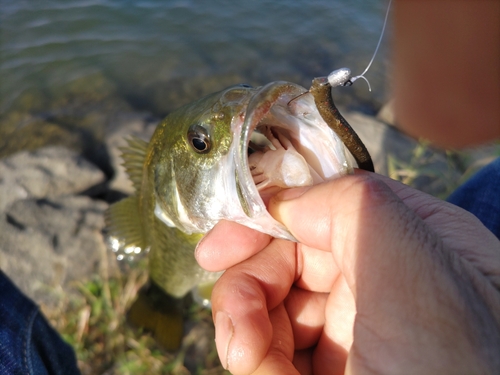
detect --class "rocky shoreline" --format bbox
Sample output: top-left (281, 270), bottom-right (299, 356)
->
top-left (0, 111), bottom-right (157, 310)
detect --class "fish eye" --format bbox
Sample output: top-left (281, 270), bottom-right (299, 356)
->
top-left (187, 124), bottom-right (211, 154)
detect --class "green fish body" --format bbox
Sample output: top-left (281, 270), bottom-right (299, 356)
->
top-left (106, 81), bottom-right (353, 300)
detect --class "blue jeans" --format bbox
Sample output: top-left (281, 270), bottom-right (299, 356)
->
top-left (0, 159), bottom-right (498, 374)
top-left (447, 157), bottom-right (500, 239)
top-left (0, 270), bottom-right (80, 375)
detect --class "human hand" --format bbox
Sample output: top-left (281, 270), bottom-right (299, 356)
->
top-left (195, 172), bottom-right (500, 375)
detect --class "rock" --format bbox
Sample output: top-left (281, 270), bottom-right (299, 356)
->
top-left (105, 112), bottom-right (159, 195)
top-left (0, 146), bottom-right (115, 309)
top-left (0, 195), bottom-right (114, 309)
top-left (376, 99), bottom-right (395, 125)
top-left (345, 111), bottom-right (462, 197)
top-left (0, 147), bottom-right (106, 212)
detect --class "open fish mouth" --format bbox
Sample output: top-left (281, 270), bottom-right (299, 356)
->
top-left (232, 81), bottom-right (352, 241)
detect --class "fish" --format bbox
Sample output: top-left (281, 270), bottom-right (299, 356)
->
top-left (104, 80), bottom-right (372, 349)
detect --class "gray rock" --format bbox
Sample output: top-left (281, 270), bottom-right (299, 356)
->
top-left (376, 99), bottom-right (395, 126)
top-left (0, 147), bottom-right (106, 212)
top-left (0, 195), bottom-right (114, 308)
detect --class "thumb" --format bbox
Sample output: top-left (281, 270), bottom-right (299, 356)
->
top-left (268, 174), bottom-right (420, 290)
top-left (269, 174), bottom-right (495, 373)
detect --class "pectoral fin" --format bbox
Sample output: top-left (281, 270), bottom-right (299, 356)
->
top-left (105, 195), bottom-right (148, 254)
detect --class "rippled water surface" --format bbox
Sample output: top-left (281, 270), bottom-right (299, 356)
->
top-left (1, 0), bottom-right (391, 123)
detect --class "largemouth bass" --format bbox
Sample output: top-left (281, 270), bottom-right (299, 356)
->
top-left (105, 80), bottom-right (372, 347)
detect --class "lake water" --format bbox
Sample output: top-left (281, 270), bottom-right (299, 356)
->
top-left (0, 0), bottom-right (392, 126)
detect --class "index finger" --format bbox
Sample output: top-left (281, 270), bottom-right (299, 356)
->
top-left (195, 219), bottom-right (271, 272)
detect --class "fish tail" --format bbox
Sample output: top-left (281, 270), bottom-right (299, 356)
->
top-left (127, 280), bottom-right (187, 351)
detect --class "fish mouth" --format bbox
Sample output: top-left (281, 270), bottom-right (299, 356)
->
top-left (233, 81), bottom-right (352, 241)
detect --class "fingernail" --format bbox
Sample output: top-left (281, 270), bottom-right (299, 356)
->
top-left (194, 237), bottom-right (204, 260)
top-left (215, 311), bottom-right (234, 370)
top-left (194, 228), bottom-right (212, 260)
top-left (274, 186), bottom-right (312, 202)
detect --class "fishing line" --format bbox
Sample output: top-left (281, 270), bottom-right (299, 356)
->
top-left (328, 0), bottom-right (392, 91)
top-left (287, 0), bottom-right (392, 106)
top-left (300, 1), bottom-right (393, 173)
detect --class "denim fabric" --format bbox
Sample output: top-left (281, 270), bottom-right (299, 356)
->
top-left (448, 157), bottom-right (500, 239)
top-left (0, 270), bottom-right (80, 375)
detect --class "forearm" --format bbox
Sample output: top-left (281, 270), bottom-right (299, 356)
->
top-left (393, 0), bottom-right (500, 148)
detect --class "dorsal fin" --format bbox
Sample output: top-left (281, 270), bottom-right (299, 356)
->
top-left (120, 136), bottom-right (148, 192)
top-left (104, 196), bottom-right (148, 256)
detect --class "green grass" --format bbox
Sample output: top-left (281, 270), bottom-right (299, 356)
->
top-left (387, 140), bottom-right (460, 199)
top-left (388, 139), bottom-right (500, 199)
top-left (44, 259), bottom-right (229, 375)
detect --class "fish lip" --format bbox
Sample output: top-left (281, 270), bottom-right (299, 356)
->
top-left (233, 81), bottom-right (309, 241)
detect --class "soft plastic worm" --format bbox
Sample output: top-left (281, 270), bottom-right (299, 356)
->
top-left (310, 77), bottom-right (375, 172)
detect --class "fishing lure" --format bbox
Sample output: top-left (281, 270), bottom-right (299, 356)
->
top-left (310, 76), bottom-right (375, 172)
top-left (300, 0), bottom-right (392, 173)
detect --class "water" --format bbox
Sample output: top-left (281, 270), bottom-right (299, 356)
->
top-left (0, 0), bottom-right (391, 124)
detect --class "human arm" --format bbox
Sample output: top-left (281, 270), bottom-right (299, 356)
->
top-left (393, 0), bottom-right (500, 148)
